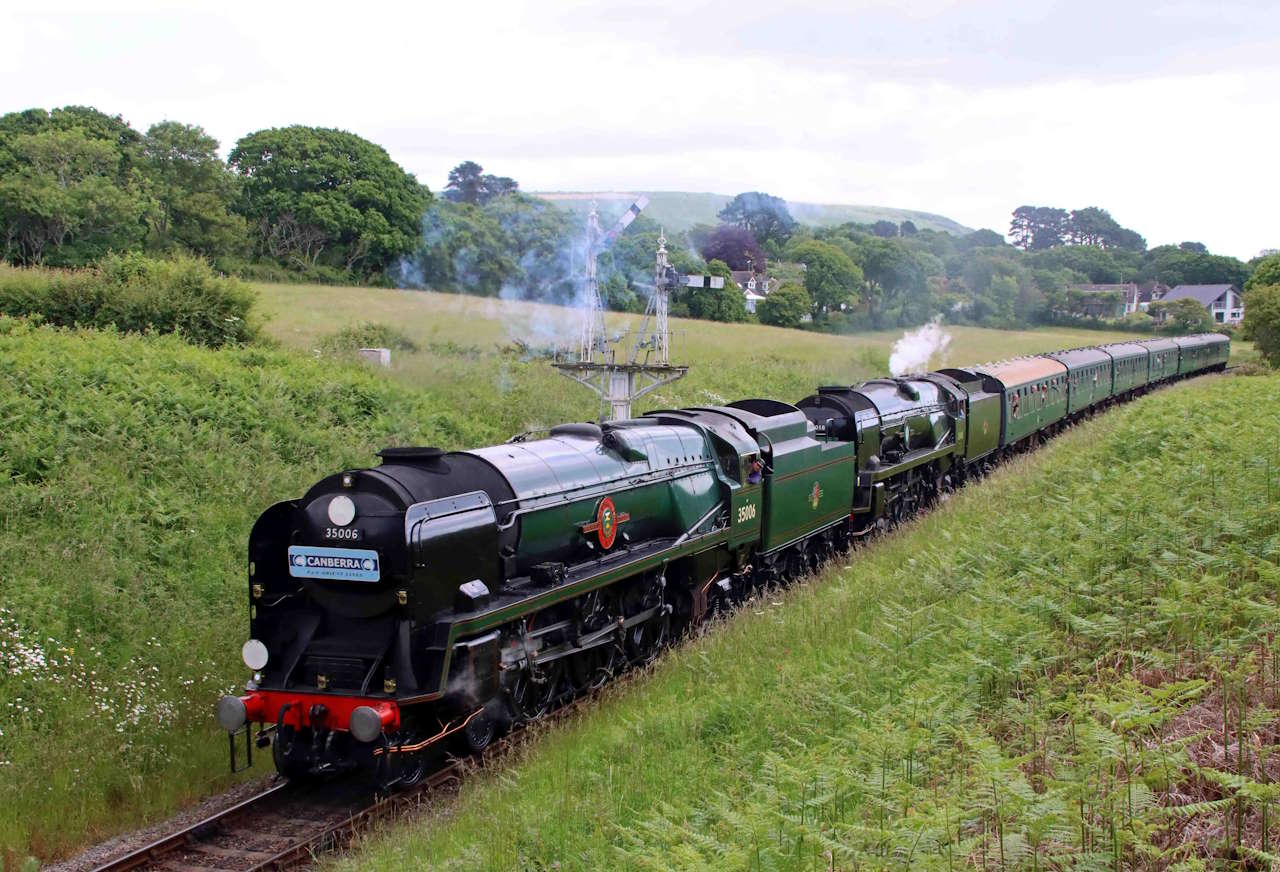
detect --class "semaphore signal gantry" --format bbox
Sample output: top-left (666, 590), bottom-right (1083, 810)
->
top-left (553, 198), bottom-right (725, 421)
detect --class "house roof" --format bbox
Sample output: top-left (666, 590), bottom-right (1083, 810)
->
top-left (1164, 284), bottom-right (1235, 306)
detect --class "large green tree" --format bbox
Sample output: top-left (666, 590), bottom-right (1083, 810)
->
top-left (140, 121), bottom-right (244, 257)
top-left (861, 238), bottom-right (930, 327)
top-left (443, 161), bottom-right (518, 206)
top-left (0, 106), bottom-right (148, 265)
top-left (789, 239), bottom-right (862, 319)
top-left (1140, 245), bottom-right (1250, 288)
top-left (229, 126), bottom-right (428, 278)
top-left (397, 201), bottom-right (514, 295)
top-left (1245, 253), bottom-right (1280, 291)
top-left (1241, 284), bottom-right (1280, 366)
top-left (718, 192), bottom-right (796, 246)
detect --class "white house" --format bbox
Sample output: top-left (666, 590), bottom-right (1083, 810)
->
top-left (1162, 284), bottom-right (1245, 325)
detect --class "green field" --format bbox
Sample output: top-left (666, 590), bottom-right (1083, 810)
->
top-left (0, 281), bottom-right (1255, 865)
top-left (255, 282), bottom-right (1171, 441)
top-left (335, 371), bottom-right (1280, 871)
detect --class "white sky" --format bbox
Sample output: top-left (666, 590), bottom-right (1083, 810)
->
top-left (5, 0), bottom-right (1278, 259)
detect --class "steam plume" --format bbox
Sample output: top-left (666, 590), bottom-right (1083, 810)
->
top-left (888, 317), bottom-right (951, 376)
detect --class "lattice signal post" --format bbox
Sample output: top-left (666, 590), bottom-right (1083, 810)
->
top-left (554, 198), bottom-right (710, 422)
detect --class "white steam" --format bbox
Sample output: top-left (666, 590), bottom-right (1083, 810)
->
top-left (888, 317), bottom-right (952, 376)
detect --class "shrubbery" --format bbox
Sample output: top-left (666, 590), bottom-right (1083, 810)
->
top-left (0, 253), bottom-right (256, 346)
top-left (318, 321), bottom-right (419, 355)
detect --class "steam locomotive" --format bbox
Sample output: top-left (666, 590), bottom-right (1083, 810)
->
top-left (217, 333), bottom-right (1229, 783)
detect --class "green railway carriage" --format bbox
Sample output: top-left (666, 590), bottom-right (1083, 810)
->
top-left (1100, 342), bottom-right (1149, 395)
top-left (1174, 333), bottom-right (1230, 375)
top-left (1139, 338), bottom-right (1179, 382)
top-left (1044, 347), bottom-right (1114, 415)
top-left (975, 357), bottom-right (1069, 445)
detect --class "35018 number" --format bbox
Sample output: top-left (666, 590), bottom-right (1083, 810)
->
top-left (324, 527), bottom-right (362, 541)
top-left (736, 503), bottom-right (757, 523)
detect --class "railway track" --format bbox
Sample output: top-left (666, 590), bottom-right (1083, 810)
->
top-left (89, 764), bottom-right (461, 872)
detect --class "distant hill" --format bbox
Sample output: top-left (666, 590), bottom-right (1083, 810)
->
top-left (531, 191), bottom-right (972, 236)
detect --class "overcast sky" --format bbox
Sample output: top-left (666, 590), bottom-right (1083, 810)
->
top-left (6, 0), bottom-right (1278, 259)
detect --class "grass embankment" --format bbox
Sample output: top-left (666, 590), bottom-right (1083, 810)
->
top-left (255, 281), bottom-right (1165, 442)
top-left (336, 372), bottom-right (1280, 871)
top-left (0, 318), bottom-right (471, 863)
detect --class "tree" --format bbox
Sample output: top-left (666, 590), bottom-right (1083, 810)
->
top-left (1140, 245), bottom-right (1250, 288)
top-left (870, 220), bottom-right (898, 238)
top-left (1009, 206), bottom-right (1068, 250)
top-left (790, 240), bottom-right (862, 319)
top-left (1149, 297), bottom-right (1214, 334)
top-left (757, 282), bottom-right (810, 328)
top-left (698, 224), bottom-right (765, 272)
top-left (484, 192), bottom-right (575, 302)
top-left (861, 238), bottom-right (929, 327)
top-left (1028, 245), bottom-right (1128, 284)
top-left (396, 201), bottom-right (513, 294)
top-left (961, 228), bottom-right (1006, 250)
top-left (718, 192), bottom-right (796, 246)
top-left (1179, 241), bottom-right (1208, 254)
top-left (1065, 207), bottom-right (1146, 251)
top-left (229, 126), bottom-right (429, 278)
top-left (0, 106), bottom-right (148, 265)
top-left (140, 121), bottom-right (243, 257)
top-left (443, 161), bottom-right (518, 206)
top-left (899, 220), bottom-right (918, 236)
top-left (1241, 284), bottom-right (1280, 366)
top-left (686, 259), bottom-right (747, 322)
top-left (1245, 253), bottom-right (1280, 291)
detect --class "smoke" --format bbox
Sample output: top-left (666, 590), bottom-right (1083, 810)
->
top-left (888, 317), bottom-right (952, 376)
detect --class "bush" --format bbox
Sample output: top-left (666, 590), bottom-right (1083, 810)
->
top-left (317, 322), bottom-right (419, 355)
top-left (0, 254), bottom-right (256, 346)
top-left (756, 282), bottom-right (811, 329)
top-left (1241, 283), bottom-right (1280, 367)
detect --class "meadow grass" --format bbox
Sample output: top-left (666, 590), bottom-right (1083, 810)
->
top-left (253, 281), bottom-right (1199, 442)
top-left (332, 371), bottom-right (1280, 871)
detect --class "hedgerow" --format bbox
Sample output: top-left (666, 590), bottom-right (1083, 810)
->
top-left (0, 253), bottom-right (256, 347)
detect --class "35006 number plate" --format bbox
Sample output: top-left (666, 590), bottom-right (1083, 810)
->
top-left (287, 546), bottom-right (380, 582)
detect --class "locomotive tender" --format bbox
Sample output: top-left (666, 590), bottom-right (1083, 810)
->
top-left (217, 333), bottom-right (1229, 781)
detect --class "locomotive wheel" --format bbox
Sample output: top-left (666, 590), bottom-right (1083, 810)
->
top-left (626, 611), bottom-right (669, 665)
top-left (395, 750), bottom-right (427, 787)
top-left (509, 662), bottom-right (560, 722)
top-left (571, 642), bottom-right (620, 691)
top-left (463, 711), bottom-right (497, 751)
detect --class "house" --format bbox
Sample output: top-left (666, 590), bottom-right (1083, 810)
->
top-left (730, 270), bottom-right (776, 314)
top-left (1068, 284), bottom-right (1130, 318)
top-left (1162, 284), bottom-right (1245, 325)
top-left (742, 276), bottom-right (768, 314)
